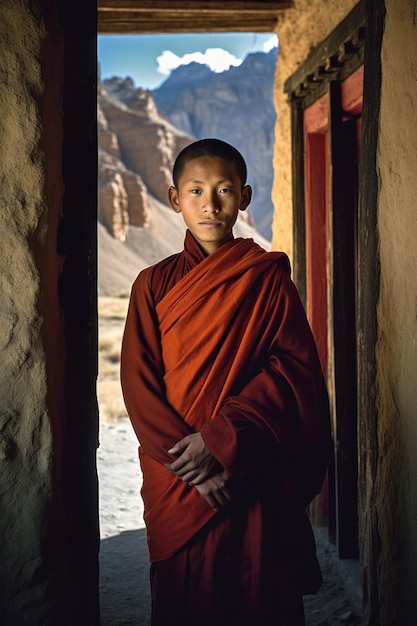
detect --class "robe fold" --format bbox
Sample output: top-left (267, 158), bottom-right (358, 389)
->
top-left (121, 231), bottom-right (330, 592)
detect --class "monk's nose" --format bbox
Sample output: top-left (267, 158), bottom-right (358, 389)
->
top-left (203, 193), bottom-right (220, 213)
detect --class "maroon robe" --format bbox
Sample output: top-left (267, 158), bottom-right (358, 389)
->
top-left (121, 231), bottom-right (330, 625)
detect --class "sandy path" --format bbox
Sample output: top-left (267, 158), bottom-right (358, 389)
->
top-left (97, 420), bottom-right (365, 626)
top-left (98, 419), bottom-right (150, 626)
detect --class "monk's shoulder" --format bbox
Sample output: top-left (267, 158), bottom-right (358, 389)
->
top-left (275, 251), bottom-right (291, 275)
top-left (257, 245), bottom-right (291, 277)
top-left (132, 251), bottom-right (184, 303)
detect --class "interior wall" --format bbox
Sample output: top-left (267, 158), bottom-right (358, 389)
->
top-left (270, 0), bottom-right (358, 259)
top-left (375, 0), bottom-right (417, 621)
top-left (0, 0), bottom-right (63, 622)
top-left (0, 1), bottom-right (99, 623)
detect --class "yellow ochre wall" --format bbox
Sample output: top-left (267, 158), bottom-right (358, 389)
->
top-left (374, 0), bottom-right (417, 619)
top-left (271, 0), bottom-right (358, 258)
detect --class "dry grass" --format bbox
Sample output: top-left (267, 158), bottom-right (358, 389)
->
top-left (98, 294), bottom-right (130, 321)
top-left (98, 295), bottom-right (129, 422)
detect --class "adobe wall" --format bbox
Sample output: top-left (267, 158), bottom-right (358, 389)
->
top-left (0, 1), bottom-right (99, 623)
top-left (0, 1), bottom-right (61, 621)
top-left (271, 0), bottom-right (358, 258)
top-left (374, 0), bottom-right (417, 621)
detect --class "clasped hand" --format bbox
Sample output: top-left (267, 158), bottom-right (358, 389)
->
top-left (165, 433), bottom-right (231, 510)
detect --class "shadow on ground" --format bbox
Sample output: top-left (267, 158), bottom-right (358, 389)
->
top-left (100, 529), bottom-right (151, 626)
top-left (99, 526), bottom-right (365, 626)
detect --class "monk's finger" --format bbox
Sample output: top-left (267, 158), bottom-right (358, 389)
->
top-left (165, 451), bottom-right (196, 472)
top-left (167, 437), bottom-right (189, 455)
top-left (165, 457), bottom-right (185, 472)
top-left (219, 487), bottom-right (232, 504)
top-left (167, 449), bottom-right (198, 471)
top-left (212, 483), bottom-right (232, 505)
top-left (210, 490), bottom-right (231, 510)
top-left (176, 468), bottom-right (201, 482)
top-left (203, 494), bottom-right (219, 510)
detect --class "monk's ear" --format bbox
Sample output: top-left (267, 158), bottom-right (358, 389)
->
top-left (168, 186), bottom-right (181, 213)
top-left (239, 185), bottom-right (252, 211)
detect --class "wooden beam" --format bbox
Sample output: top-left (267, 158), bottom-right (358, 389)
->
top-left (284, 0), bottom-right (365, 103)
top-left (98, 16), bottom-right (281, 34)
top-left (98, 1), bottom-right (293, 34)
top-left (98, 1), bottom-right (292, 11)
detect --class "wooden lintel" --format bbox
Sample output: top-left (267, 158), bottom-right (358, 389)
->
top-left (98, 10), bottom-right (283, 19)
top-left (284, 0), bottom-right (365, 97)
top-left (98, 1), bottom-right (293, 11)
top-left (98, 13), bottom-right (283, 33)
top-left (98, 0), bottom-right (292, 33)
top-left (318, 65), bottom-right (339, 78)
top-left (99, 20), bottom-right (280, 34)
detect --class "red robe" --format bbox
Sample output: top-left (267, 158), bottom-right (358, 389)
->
top-left (121, 231), bottom-right (330, 623)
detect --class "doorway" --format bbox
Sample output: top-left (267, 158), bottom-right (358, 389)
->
top-left (96, 27), bottom-right (279, 624)
top-left (285, 7), bottom-right (365, 559)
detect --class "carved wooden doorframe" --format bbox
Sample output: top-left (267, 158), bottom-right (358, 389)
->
top-left (285, 0), bottom-right (365, 559)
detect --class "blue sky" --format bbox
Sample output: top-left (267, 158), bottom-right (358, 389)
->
top-left (98, 33), bottom-right (278, 90)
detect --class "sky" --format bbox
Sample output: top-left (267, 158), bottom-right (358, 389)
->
top-left (98, 32), bottom-right (278, 90)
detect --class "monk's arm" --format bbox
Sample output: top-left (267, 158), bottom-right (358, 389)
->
top-left (121, 272), bottom-right (194, 466)
top-left (200, 268), bottom-right (330, 501)
top-left (193, 471), bottom-right (231, 510)
top-left (165, 432), bottom-right (225, 484)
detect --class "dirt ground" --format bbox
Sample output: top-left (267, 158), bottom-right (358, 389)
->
top-left (98, 420), bottom-right (365, 626)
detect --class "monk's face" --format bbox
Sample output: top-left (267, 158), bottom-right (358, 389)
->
top-left (168, 155), bottom-right (252, 255)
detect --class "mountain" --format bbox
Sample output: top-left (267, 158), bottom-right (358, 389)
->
top-left (98, 77), bottom-right (192, 241)
top-left (153, 50), bottom-right (278, 239)
top-left (97, 75), bottom-right (270, 297)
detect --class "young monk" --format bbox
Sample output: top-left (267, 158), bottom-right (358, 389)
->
top-left (121, 138), bottom-right (330, 626)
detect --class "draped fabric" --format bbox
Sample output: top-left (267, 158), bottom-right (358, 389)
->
top-left (121, 231), bottom-right (329, 580)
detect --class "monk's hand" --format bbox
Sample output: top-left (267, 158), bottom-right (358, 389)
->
top-left (166, 433), bottom-right (221, 485)
top-left (194, 472), bottom-right (232, 510)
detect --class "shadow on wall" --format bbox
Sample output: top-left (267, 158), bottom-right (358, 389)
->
top-left (100, 529), bottom-right (151, 625)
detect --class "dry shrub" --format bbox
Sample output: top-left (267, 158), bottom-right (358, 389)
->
top-left (98, 295), bottom-right (128, 421)
top-left (98, 295), bottom-right (129, 322)
top-left (99, 334), bottom-right (122, 366)
top-left (97, 379), bottom-right (128, 422)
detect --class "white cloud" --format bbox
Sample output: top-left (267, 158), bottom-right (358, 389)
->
top-left (262, 35), bottom-right (279, 53)
top-left (157, 48), bottom-right (243, 76)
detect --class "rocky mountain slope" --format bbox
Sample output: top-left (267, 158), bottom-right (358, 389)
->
top-left (98, 194), bottom-right (270, 297)
top-left (153, 50), bottom-right (278, 239)
top-left (98, 51), bottom-right (276, 296)
top-left (98, 77), bottom-right (192, 241)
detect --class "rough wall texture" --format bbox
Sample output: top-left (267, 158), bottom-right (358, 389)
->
top-left (1, 1), bottom-right (416, 624)
top-left (0, 0), bottom-right (63, 622)
top-left (376, 0), bottom-right (417, 622)
top-left (1, 1), bottom-right (99, 623)
top-left (270, 0), bottom-right (358, 258)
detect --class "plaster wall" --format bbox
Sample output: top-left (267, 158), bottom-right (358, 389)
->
top-left (271, 0), bottom-right (358, 258)
top-left (0, 0), bottom-right (64, 622)
top-left (375, 0), bottom-right (417, 621)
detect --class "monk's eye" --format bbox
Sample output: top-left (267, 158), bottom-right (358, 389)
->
top-left (219, 188), bottom-right (232, 194)
top-left (190, 189), bottom-right (201, 195)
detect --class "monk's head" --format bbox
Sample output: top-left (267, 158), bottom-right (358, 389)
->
top-left (168, 139), bottom-right (252, 255)
top-left (172, 138), bottom-right (248, 189)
